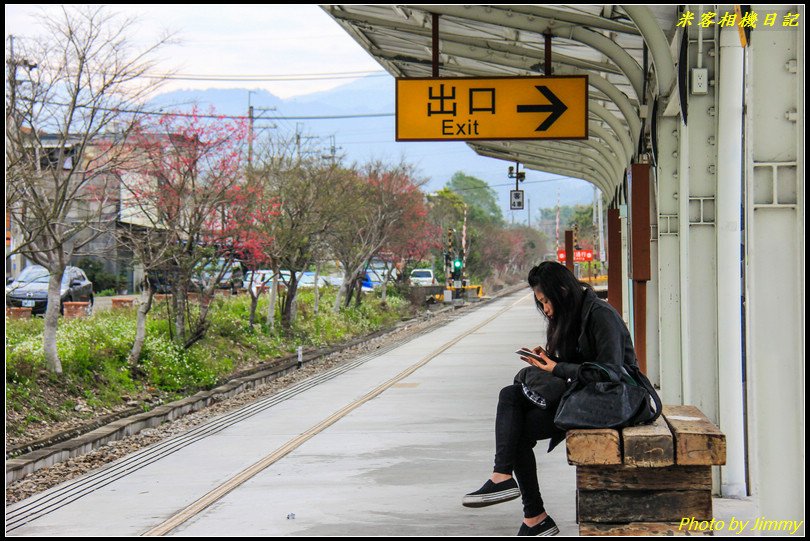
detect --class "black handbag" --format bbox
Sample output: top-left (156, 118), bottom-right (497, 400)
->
top-left (553, 362), bottom-right (662, 430)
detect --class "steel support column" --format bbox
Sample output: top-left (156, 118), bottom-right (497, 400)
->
top-left (656, 116), bottom-right (683, 402)
top-left (629, 163), bottom-right (651, 374)
top-left (715, 26), bottom-right (746, 499)
top-left (607, 208), bottom-right (622, 313)
top-left (745, 8), bottom-right (804, 529)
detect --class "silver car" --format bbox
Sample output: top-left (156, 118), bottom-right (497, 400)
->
top-left (409, 268), bottom-right (436, 286)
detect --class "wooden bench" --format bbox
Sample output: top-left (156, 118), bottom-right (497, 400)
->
top-left (565, 405), bottom-right (726, 536)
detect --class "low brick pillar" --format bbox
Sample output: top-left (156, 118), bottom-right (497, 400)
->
top-left (6, 307), bottom-right (33, 319)
top-left (111, 297), bottom-right (135, 310)
top-left (154, 294), bottom-right (173, 304)
top-left (63, 301), bottom-right (89, 319)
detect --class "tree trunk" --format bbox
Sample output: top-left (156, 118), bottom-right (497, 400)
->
top-left (313, 262), bottom-right (321, 315)
top-left (282, 273), bottom-right (300, 330)
top-left (345, 273), bottom-right (357, 307)
top-left (247, 272), bottom-right (259, 328)
top-left (354, 275), bottom-right (363, 307)
top-left (43, 269), bottom-right (64, 374)
top-left (333, 270), bottom-right (352, 313)
top-left (267, 264), bottom-right (279, 331)
top-left (173, 285), bottom-right (186, 346)
top-left (129, 283), bottom-right (154, 366)
top-left (248, 289), bottom-right (259, 328)
top-left (381, 264), bottom-right (393, 304)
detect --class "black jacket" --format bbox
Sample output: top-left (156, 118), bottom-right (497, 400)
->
top-left (544, 287), bottom-right (638, 452)
top-left (551, 287), bottom-right (638, 381)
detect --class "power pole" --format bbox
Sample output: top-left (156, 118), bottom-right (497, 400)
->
top-left (321, 135), bottom-right (342, 165)
top-left (248, 103), bottom-right (254, 166)
top-left (294, 123), bottom-right (319, 159)
top-left (528, 198), bottom-right (532, 228)
top-left (246, 91), bottom-right (276, 167)
top-left (555, 188), bottom-right (560, 251)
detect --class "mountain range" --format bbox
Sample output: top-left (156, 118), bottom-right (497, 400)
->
top-left (148, 75), bottom-right (597, 222)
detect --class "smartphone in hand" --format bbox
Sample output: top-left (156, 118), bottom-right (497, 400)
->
top-left (515, 347), bottom-right (548, 366)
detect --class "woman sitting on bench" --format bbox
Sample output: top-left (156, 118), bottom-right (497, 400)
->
top-left (462, 261), bottom-right (638, 536)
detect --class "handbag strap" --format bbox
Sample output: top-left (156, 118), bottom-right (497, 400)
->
top-left (578, 362), bottom-right (621, 383)
top-left (623, 363), bottom-right (663, 422)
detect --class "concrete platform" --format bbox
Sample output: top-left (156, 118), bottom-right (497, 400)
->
top-left (6, 289), bottom-right (756, 536)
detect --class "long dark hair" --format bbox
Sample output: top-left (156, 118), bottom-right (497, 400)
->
top-left (527, 262), bottom-right (593, 361)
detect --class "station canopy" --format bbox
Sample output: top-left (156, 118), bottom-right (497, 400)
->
top-left (323, 5), bottom-right (681, 197)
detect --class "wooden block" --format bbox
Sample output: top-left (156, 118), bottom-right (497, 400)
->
top-left (579, 522), bottom-right (714, 536)
top-left (576, 465), bottom-right (712, 491)
top-left (663, 405), bottom-right (726, 465)
top-left (577, 490), bottom-right (712, 523)
top-left (622, 415), bottom-right (675, 467)
top-left (566, 429), bottom-right (621, 465)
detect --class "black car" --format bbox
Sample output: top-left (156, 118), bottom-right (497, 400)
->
top-left (6, 265), bottom-right (94, 315)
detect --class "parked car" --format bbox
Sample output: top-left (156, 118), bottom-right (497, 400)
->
top-left (409, 268), bottom-right (436, 286)
top-left (297, 271), bottom-right (331, 289)
top-left (6, 264), bottom-right (94, 315)
top-left (193, 259), bottom-right (244, 292)
top-left (242, 269), bottom-right (274, 291)
top-left (242, 270), bottom-right (294, 295)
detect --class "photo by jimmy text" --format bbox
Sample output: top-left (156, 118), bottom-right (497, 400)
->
top-left (679, 516), bottom-right (804, 535)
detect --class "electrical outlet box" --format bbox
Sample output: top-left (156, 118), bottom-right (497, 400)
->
top-left (692, 68), bottom-right (708, 95)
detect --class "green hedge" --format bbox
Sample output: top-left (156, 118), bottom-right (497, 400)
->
top-left (6, 287), bottom-right (413, 428)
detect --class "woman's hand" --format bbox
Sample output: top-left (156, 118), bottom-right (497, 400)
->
top-left (533, 346), bottom-right (556, 372)
top-left (519, 346), bottom-right (556, 373)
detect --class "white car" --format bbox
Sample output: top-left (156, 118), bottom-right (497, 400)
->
top-left (242, 270), bottom-right (291, 294)
top-left (410, 268), bottom-right (436, 286)
top-left (298, 272), bottom-right (331, 288)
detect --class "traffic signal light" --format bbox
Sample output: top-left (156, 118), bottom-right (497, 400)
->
top-left (452, 258), bottom-right (462, 280)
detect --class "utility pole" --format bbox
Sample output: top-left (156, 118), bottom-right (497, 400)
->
top-left (528, 198), bottom-right (532, 228)
top-left (294, 123), bottom-right (319, 159)
top-left (246, 91), bottom-right (276, 167)
top-left (6, 35), bottom-right (37, 129)
top-left (321, 134), bottom-right (342, 165)
top-left (555, 188), bottom-right (560, 251)
top-left (248, 101), bottom-right (254, 166)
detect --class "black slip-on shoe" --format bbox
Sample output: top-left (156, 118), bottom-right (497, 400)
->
top-left (462, 478), bottom-right (521, 508)
top-left (517, 516), bottom-right (559, 536)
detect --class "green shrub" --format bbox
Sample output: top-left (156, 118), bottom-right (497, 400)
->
top-left (5, 279), bottom-right (414, 438)
top-left (76, 257), bottom-right (127, 292)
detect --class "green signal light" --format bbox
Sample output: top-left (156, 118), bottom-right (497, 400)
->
top-left (453, 259), bottom-right (462, 268)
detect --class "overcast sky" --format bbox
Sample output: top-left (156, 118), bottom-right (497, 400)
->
top-left (5, 4), bottom-right (383, 99)
top-left (5, 4), bottom-right (598, 216)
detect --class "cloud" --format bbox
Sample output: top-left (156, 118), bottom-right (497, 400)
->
top-left (5, 4), bottom-right (381, 98)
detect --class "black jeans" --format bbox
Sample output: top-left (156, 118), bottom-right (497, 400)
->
top-left (493, 384), bottom-right (560, 518)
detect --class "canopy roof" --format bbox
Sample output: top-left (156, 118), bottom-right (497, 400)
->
top-left (323, 4), bottom-right (681, 196)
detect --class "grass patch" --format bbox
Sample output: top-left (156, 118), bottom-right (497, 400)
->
top-left (5, 286), bottom-right (414, 442)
